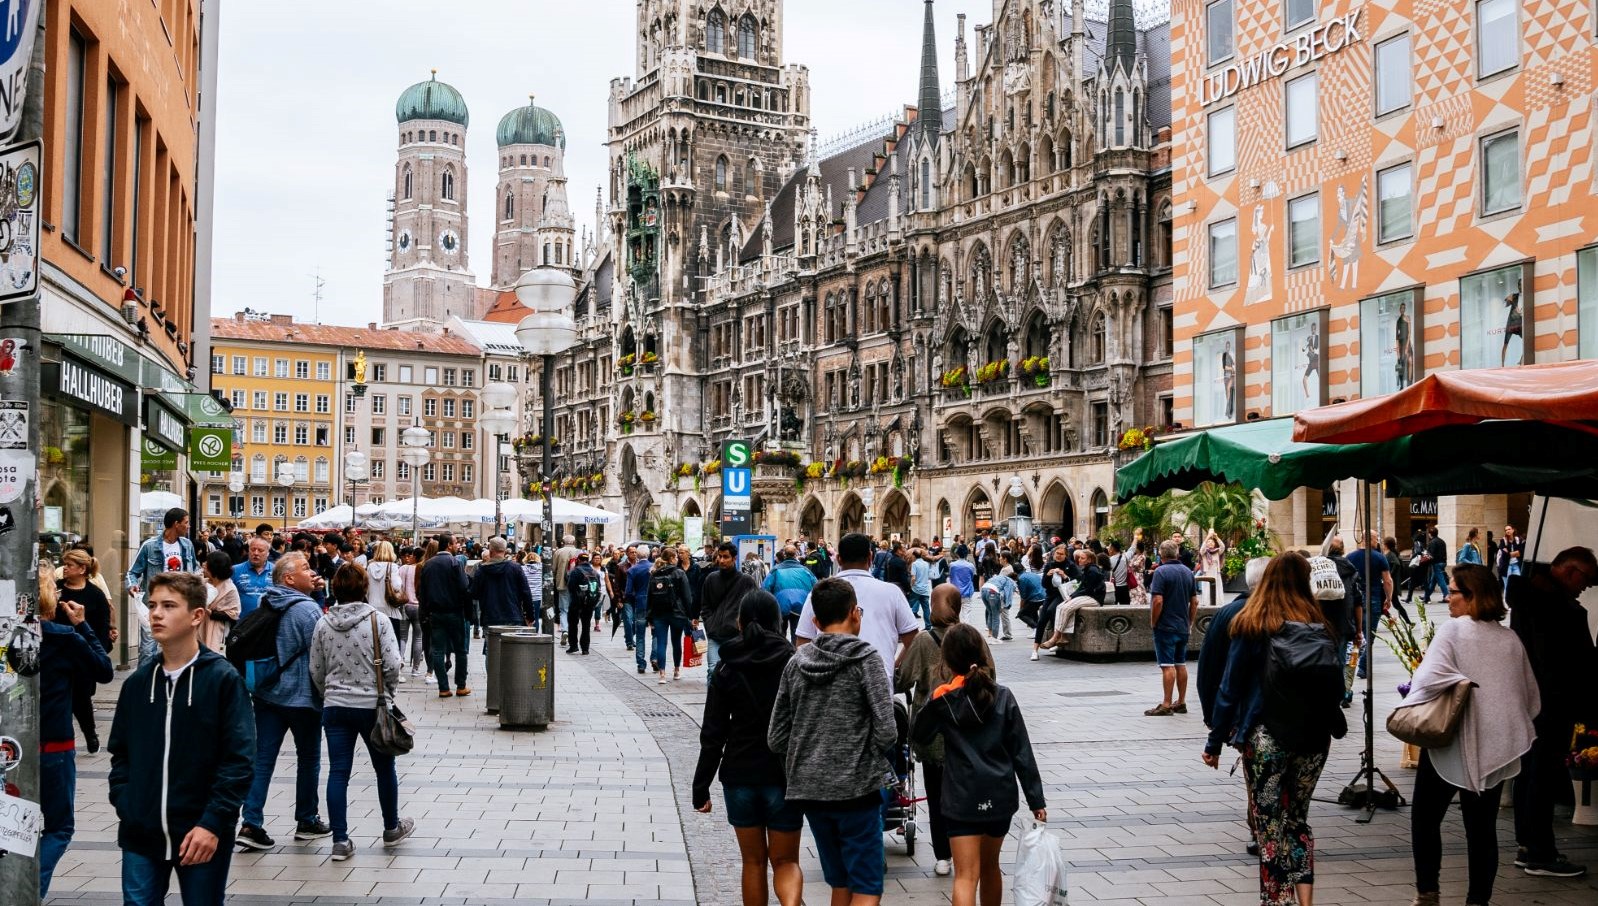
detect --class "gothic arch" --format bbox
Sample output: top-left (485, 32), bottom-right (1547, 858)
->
top-left (706, 6), bottom-right (727, 54)
top-left (838, 491), bottom-right (865, 535)
top-left (799, 495), bottom-right (825, 541)
top-left (961, 486), bottom-right (994, 536)
top-left (1038, 481), bottom-right (1076, 538)
top-left (880, 488), bottom-right (911, 538)
top-left (1091, 488), bottom-right (1111, 538)
top-left (1022, 308), bottom-right (1051, 359)
top-left (401, 165), bottom-right (412, 200)
top-left (997, 486), bottom-right (1033, 523)
top-left (982, 318), bottom-right (1008, 364)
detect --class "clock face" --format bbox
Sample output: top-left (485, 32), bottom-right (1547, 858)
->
top-left (397, 229), bottom-right (412, 252)
top-left (438, 229), bottom-right (459, 254)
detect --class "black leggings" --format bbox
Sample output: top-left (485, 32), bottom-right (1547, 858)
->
top-left (72, 681), bottom-right (97, 742)
top-left (1033, 600), bottom-right (1057, 646)
top-left (1412, 750), bottom-right (1504, 905)
top-left (567, 601), bottom-right (594, 653)
top-left (922, 759), bottom-right (952, 861)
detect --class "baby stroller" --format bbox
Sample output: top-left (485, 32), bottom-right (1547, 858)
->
top-left (883, 699), bottom-right (922, 856)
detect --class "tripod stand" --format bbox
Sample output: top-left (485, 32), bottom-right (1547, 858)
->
top-left (1336, 480), bottom-right (1406, 822)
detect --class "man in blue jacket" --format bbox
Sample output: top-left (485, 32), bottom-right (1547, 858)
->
top-left (764, 544), bottom-right (817, 640)
top-left (237, 552), bottom-right (329, 850)
top-left (230, 536), bottom-right (273, 619)
top-left (109, 572), bottom-right (254, 905)
top-left (624, 546), bottom-right (654, 674)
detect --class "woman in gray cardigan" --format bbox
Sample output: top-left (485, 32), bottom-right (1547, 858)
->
top-left (310, 563), bottom-right (413, 861)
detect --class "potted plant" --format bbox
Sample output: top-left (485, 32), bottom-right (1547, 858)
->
top-left (974, 360), bottom-right (1010, 385)
top-left (940, 366), bottom-right (970, 398)
top-left (1118, 426), bottom-right (1156, 453)
top-left (1570, 723), bottom-right (1598, 825)
top-left (639, 410), bottom-right (657, 425)
top-left (617, 353), bottom-right (636, 376)
top-left (1019, 356), bottom-right (1050, 387)
top-left (639, 350), bottom-right (659, 368)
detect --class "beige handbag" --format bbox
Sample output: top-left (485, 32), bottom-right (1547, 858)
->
top-left (1387, 679), bottom-right (1474, 748)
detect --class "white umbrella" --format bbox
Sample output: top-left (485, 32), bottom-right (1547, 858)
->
top-left (355, 503), bottom-right (385, 517)
top-left (529, 496), bottom-right (625, 525)
top-left (138, 490), bottom-right (185, 520)
top-left (296, 505), bottom-right (354, 530)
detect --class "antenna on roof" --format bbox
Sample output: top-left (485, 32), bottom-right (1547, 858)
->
top-left (311, 268), bottom-right (325, 323)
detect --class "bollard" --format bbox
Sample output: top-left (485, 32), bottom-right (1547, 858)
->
top-left (498, 632), bottom-right (556, 729)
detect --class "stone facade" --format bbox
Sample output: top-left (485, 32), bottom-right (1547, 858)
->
top-left (539, 0), bottom-right (1174, 544)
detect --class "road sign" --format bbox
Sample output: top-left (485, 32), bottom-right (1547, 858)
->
top-left (0, 1), bottom-right (43, 142)
top-left (721, 439), bottom-right (751, 468)
top-left (0, 141), bottom-right (38, 305)
top-left (721, 466), bottom-right (752, 536)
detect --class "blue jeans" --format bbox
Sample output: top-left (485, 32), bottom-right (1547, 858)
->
top-left (39, 749), bottom-right (75, 897)
top-left (322, 706), bottom-right (399, 842)
top-left (907, 593), bottom-right (932, 629)
top-left (633, 606), bottom-right (651, 670)
top-left (650, 616), bottom-right (691, 671)
top-left (1357, 598), bottom-right (1387, 677)
top-left (706, 636), bottom-right (724, 675)
top-left (430, 612), bottom-right (469, 691)
top-left (556, 588), bottom-right (571, 630)
top-left (1423, 562), bottom-right (1449, 601)
top-left (981, 588), bottom-right (1005, 637)
top-left (121, 846), bottom-right (233, 905)
top-left (242, 701), bottom-right (322, 828)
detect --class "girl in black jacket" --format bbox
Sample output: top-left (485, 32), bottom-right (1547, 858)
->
top-left (646, 547), bottom-right (694, 684)
top-left (692, 590), bottom-right (801, 906)
top-left (913, 623), bottom-right (1046, 906)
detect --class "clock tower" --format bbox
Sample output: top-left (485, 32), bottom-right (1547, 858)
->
top-left (385, 71), bottom-right (477, 330)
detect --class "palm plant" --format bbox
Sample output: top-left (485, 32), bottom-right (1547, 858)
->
top-left (1176, 481), bottom-right (1259, 545)
top-left (638, 512), bottom-right (685, 545)
top-left (1099, 490), bottom-right (1178, 547)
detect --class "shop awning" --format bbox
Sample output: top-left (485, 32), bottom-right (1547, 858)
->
top-left (1292, 361), bottom-right (1598, 445)
top-left (1116, 418), bottom-right (1598, 503)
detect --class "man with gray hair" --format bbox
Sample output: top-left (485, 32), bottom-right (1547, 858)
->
top-left (469, 537), bottom-right (535, 656)
top-left (1146, 539), bottom-right (1198, 717)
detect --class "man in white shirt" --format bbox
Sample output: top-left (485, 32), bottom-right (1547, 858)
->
top-left (795, 532), bottom-right (920, 690)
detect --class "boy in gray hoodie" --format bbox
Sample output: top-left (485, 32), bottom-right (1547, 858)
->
top-left (769, 578), bottom-right (897, 905)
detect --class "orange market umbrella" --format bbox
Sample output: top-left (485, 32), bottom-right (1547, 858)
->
top-left (1292, 361), bottom-right (1598, 445)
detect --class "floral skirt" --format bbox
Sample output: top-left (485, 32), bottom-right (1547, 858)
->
top-left (1242, 724), bottom-right (1327, 905)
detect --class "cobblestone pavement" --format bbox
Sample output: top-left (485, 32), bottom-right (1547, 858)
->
top-left (42, 612), bottom-right (1598, 905)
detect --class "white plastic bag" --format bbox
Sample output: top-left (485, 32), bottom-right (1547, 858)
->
top-left (1012, 823), bottom-right (1069, 906)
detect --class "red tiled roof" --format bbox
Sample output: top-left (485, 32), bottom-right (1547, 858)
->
top-left (211, 317), bottom-right (482, 356)
top-left (480, 290), bottom-right (531, 324)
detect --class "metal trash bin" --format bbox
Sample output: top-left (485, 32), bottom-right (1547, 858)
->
top-left (483, 625), bottom-right (524, 715)
top-left (498, 632), bottom-right (555, 729)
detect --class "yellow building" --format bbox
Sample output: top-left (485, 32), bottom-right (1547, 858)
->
top-left (207, 316), bottom-right (348, 526)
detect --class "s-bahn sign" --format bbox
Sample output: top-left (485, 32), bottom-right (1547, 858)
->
top-left (1199, 9), bottom-right (1363, 108)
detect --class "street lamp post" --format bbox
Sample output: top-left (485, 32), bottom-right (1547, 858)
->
top-left (343, 448), bottom-right (369, 530)
top-left (275, 462), bottom-right (296, 533)
top-left (479, 381), bottom-right (519, 539)
top-left (228, 472), bottom-right (245, 524)
top-left (513, 267), bottom-right (578, 611)
top-left (861, 485), bottom-right (876, 536)
top-left (1008, 475), bottom-right (1032, 540)
top-left (401, 421), bottom-right (431, 544)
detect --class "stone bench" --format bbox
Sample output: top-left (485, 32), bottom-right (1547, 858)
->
top-left (1048, 603), bottom-right (1226, 661)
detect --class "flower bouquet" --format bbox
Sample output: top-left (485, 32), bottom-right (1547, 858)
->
top-left (639, 410), bottom-right (657, 424)
top-left (703, 459), bottom-right (722, 476)
top-left (1020, 356), bottom-right (1050, 387)
top-left (1117, 426), bottom-right (1156, 452)
top-left (975, 360), bottom-right (1010, 385)
top-left (1570, 724), bottom-right (1598, 778)
top-left (617, 353), bottom-right (636, 376)
top-left (940, 366), bottom-right (970, 397)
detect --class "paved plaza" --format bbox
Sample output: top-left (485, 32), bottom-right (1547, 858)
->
top-left (41, 619), bottom-right (1598, 905)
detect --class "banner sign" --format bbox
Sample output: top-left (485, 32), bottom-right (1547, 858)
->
top-left (189, 424), bottom-right (232, 472)
top-left (683, 516), bottom-right (705, 551)
top-left (721, 439), bottom-right (751, 468)
top-left (143, 395), bottom-right (187, 452)
top-left (721, 466), bottom-right (753, 536)
top-left (140, 437), bottom-right (176, 471)
top-left (43, 356), bottom-right (137, 426)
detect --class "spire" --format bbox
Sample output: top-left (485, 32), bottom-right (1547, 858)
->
top-left (1108, 0), bottom-right (1137, 76)
top-left (915, 0), bottom-right (943, 148)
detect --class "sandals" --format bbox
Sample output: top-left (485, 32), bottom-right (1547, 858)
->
top-left (1144, 704), bottom-right (1173, 716)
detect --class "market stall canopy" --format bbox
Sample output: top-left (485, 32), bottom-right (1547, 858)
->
top-left (296, 505), bottom-right (355, 530)
top-left (138, 490), bottom-right (184, 520)
top-left (528, 497), bottom-right (624, 525)
top-left (1292, 361), bottom-right (1598, 445)
top-left (1116, 418), bottom-right (1598, 503)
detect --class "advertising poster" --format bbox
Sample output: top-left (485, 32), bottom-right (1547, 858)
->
top-left (1460, 264), bottom-right (1526, 370)
top-left (1193, 329), bottom-right (1241, 427)
top-left (1271, 310), bottom-right (1326, 415)
top-left (1360, 291), bottom-right (1419, 397)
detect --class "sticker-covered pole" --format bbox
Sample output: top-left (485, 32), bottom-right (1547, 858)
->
top-left (0, 8), bottom-right (47, 904)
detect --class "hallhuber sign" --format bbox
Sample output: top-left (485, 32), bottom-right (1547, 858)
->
top-left (1198, 10), bottom-right (1363, 108)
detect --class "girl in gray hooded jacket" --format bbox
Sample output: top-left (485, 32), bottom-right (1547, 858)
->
top-left (310, 563), bottom-right (412, 861)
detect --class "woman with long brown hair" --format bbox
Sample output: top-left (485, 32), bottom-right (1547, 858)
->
top-left (1202, 552), bottom-right (1344, 906)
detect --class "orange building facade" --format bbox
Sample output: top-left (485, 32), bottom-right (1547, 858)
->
top-left (1170, 0), bottom-right (1596, 545)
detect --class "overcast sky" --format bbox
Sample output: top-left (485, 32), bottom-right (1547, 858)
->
top-left (210, 0), bottom-right (981, 325)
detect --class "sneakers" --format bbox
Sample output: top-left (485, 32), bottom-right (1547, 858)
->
top-left (1513, 847), bottom-right (1529, 869)
top-left (330, 839), bottom-right (354, 861)
top-left (293, 818), bottom-right (332, 841)
top-left (383, 817), bottom-right (415, 847)
top-left (397, 673), bottom-right (407, 684)
top-left (989, 636), bottom-right (1004, 645)
top-left (1246, 841), bottom-right (1260, 857)
top-left (1409, 892), bottom-right (1439, 906)
top-left (236, 824), bottom-right (275, 850)
top-left (1029, 650), bottom-right (1040, 661)
top-left (934, 859), bottom-right (952, 876)
top-left (1524, 856), bottom-right (1587, 878)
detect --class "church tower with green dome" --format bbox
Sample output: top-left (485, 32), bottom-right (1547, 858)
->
top-left (492, 96), bottom-right (576, 289)
top-left (384, 71), bottom-right (477, 329)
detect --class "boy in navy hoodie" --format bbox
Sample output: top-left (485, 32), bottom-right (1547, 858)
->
top-left (109, 572), bottom-right (255, 905)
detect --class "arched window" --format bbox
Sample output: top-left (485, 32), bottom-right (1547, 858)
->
top-left (402, 165), bottom-right (412, 199)
top-left (428, 129), bottom-right (436, 142)
top-left (1087, 312), bottom-right (1107, 365)
top-left (706, 8), bottom-right (726, 54)
top-left (544, 156), bottom-right (550, 167)
top-left (738, 14), bottom-right (757, 59)
top-left (714, 156), bottom-right (728, 191)
top-left (519, 153), bottom-right (527, 165)
top-left (1114, 90), bottom-right (1126, 146)
top-left (920, 158), bottom-right (931, 209)
top-left (441, 167), bottom-right (455, 201)
top-left (543, 242), bottom-right (552, 265)
top-left (504, 192), bottom-right (514, 220)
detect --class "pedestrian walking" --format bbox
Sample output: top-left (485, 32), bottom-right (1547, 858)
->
top-left (1507, 546), bottom-right (1597, 878)
top-left (647, 547), bottom-right (694, 683)
top-left (793, 533), bottom-right (920, 692)
top-left (693, 590), bottom-right (802, 906)
top-left (1146, 540), bottom-right (1198, 716)
top-left (310, 563), bottom-right (416, 861)
top-left (769, 577), bottom-right (897, 906)
top-left (238, 552), bottom-right (331, 850)
top-left (200, 551), bottom-right (241, 654)
top-left (1456, 527), bottom-right (1484, 566)
top-left (55, 548), bottom-right (116, 751)
top-left (365, 542), bottom-right (406, 677)
top-left (39, 570), bottom-right (114, 898)
top-left (701, 541), bottom-right (759, 673)
top-left (125, 508), bottom-right (200, 596)
top-left (417, 534), bottom-right (473, 698)
top-left (978, 566), bottom-right (1016, 643)
top-left (470, 537), bottom-right (536, 670)
top-left (912, 623), bottom-right (1045, 906)
top-left (1346, 531), bottom-right (1393, 690)
top-left (1420, 526), bottom-right (1449, 603)
top-left (625, 546), bottom-right (653, 670)
top-left (1196, 556), bottom-right (1271, 858)
top-left (553, 534), bottom-right (580, 647)
top-left (1203, 552), bottom-right (1347, 906)
top-left (1408, 564), bottom-right (1538, 906)
top-left (109, 572), bottom-right (254, 905)
top-left (894, 590), bottom-right (965, 877)
top-left (947, 553), bottom-right (977, 626)
top-left (231, 536), bottom-right (273, 620)
top-left (398, 547), bottom-right (428, 676)
top-left (764, 544), bottom-right (818, 642)
top-left (908, 546), bottom-right (934, 630)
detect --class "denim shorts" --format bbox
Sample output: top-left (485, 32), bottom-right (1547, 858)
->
top-left (723, 783), bottom-right (803, 832)
top-left (805, 801), bottom-right (885, 895)
top-left (1153, 630), bottom-right (1189, 667)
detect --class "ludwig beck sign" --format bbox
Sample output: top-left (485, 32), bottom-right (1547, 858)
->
top-left (1198, 9), bottom-right (1363, 108)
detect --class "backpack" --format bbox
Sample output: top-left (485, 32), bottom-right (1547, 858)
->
top-left (569, 567), bottom-right (601, 608)
top-left (1261, 621), bottom-right (1347, 753)
top-left (225, 605), bottom-right (302, 694)
top-left (647, 570), bottom-right (676, 617)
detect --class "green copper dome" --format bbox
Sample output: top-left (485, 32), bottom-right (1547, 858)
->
top-left (497, 98), bottom-right (566, 149)
top-left (396, 73), bottom-right (469, 127)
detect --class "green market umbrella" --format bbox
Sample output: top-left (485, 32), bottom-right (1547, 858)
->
top-left (1115, 418), bottom-right (1598, 503)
